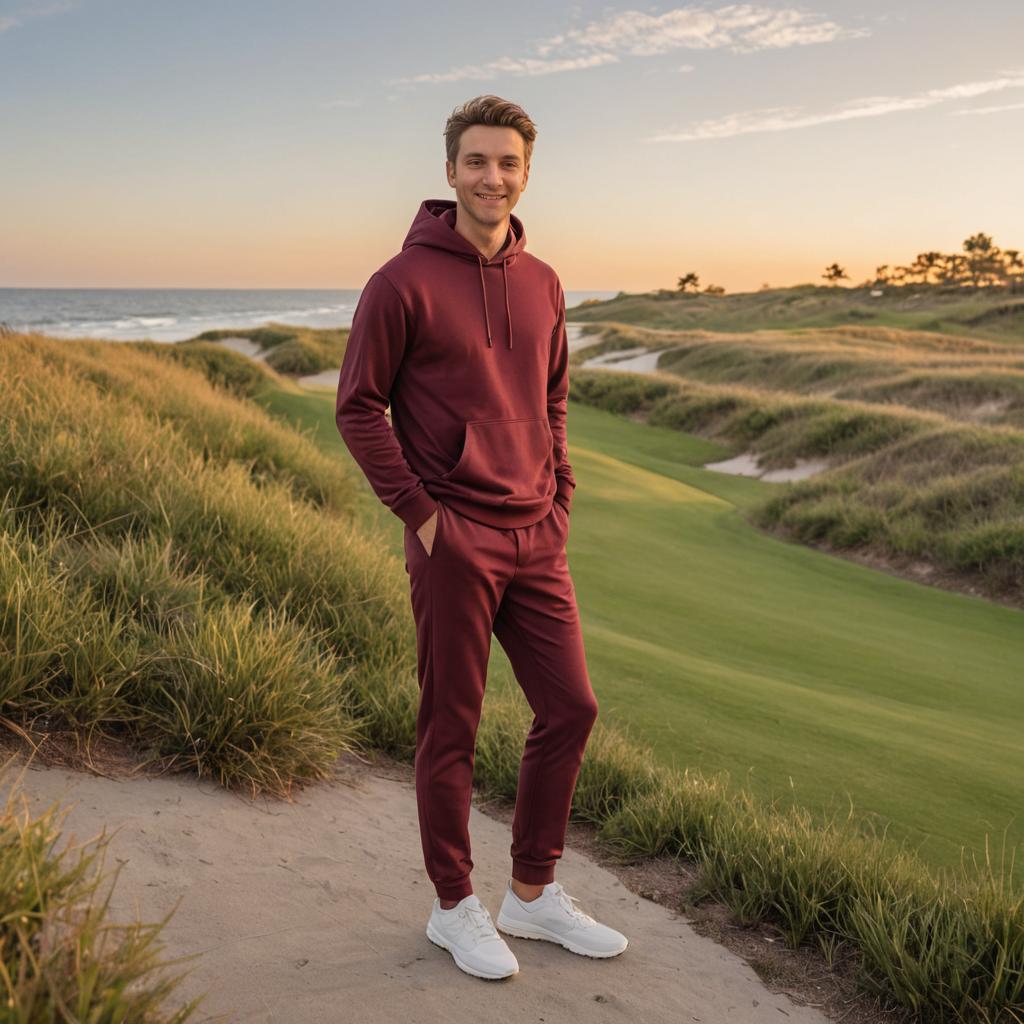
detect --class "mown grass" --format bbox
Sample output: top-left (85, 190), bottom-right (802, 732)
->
top-left (566, 355), bottom-right (1024, 603)
top-left (1, 330), bottom-right (1022, 1021)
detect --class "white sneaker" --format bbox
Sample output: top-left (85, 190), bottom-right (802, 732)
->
top-left (497, 880), bottom-right (628, 958)
top-left (425, 893), bottom-right (520, 980)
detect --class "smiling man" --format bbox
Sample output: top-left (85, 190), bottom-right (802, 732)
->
top-left (335, 94), bottom-right (627, 981)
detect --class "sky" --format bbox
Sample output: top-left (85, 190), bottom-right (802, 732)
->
top-left (2, 0), bottom-right (1023, 293)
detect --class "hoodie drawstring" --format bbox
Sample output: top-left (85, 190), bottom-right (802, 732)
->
top-left (503, 259), bottom-right (513, 350)
top-left (477, 255), bottom-right (513, 349)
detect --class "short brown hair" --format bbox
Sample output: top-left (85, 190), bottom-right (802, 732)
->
top-left (444, 95), bottom-right (537, 168)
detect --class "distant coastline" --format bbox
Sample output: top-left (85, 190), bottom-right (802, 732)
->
top-left (0, 287), bottom-right (618, 343)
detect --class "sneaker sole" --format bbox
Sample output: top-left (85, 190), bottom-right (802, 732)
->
top-left (496, 914), bottom-right (628, 958)
top-left (425, 920), bottom-right (519, 980)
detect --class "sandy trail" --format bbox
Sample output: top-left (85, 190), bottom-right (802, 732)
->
top-left (209, 336), bottom-right (269, 361)
top-left (2, 748), bottom-right (830, 1024)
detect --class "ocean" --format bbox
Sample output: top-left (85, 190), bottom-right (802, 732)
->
top-left (0, 288), bottom-right (618, 343)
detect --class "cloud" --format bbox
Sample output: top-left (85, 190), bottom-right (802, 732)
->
top-left (646, 68), bottom-right (1024, 141)
top-left (0, 0), bottom-right (74, 34)
top-left (389, 4), bottom-right (865, 85)
top-left (951, 100), bottom-right (1024, 117)
top-left (392, 52), bottom-right (619, 85)
top-left (323, 98), bottom-right (363, 109)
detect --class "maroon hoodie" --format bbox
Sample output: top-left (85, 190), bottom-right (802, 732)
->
top-left (335, 198), bottom-right (576, 532)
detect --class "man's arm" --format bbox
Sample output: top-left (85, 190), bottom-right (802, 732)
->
top-left (548, 282), bottom-right (577, 514)
top-left (335, 271), bottom-right (439, 532)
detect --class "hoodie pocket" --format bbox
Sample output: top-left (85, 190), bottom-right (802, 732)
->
top-left (440, 417), bottom-right (554, 508)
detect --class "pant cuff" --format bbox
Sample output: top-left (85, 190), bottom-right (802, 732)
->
top-left (511, 861), bottom-right (555, 886)
top-left (435, 878), bottom-right (474, 901)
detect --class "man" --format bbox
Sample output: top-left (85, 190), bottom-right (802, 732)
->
top-left (335, 94), bottom-right (627, 981)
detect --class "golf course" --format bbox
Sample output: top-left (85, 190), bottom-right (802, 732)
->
top-left (278, 360), bottom-right (1024, 882)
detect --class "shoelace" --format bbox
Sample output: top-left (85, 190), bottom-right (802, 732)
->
top-left (460, 902), bottom-right (498, 940)
top-left (550, 883), bottom-right (597, 928)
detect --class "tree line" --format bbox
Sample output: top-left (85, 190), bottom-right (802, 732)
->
top-left (675, 232), bottom-right (1023, 295)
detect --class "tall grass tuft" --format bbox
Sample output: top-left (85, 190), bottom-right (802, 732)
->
top-left (0, 757), bottom-right (205, 1021)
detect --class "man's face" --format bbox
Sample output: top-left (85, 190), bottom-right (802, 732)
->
top-left (446, 124), bottom-right (529, 228)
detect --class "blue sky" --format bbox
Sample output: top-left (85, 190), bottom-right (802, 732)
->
top-left (2, 0), bottom-right (1023, 290)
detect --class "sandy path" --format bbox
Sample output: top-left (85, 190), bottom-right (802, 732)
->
top-left (1, 748), bottom-right (830, 1024)
top-left (210, 336), bottom-right (269, 361)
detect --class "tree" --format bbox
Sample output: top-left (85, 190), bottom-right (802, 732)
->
top-left (962, 232), bottom-right (1004, 287)
top-left (1003, 249), bottom-right (1024, 290)
top-left (677, 272), bottom-right (700, 293)
top-left (703, 283), bottom-right (725, 295)
top-left (822, 263), bottom-right (848, 285)
top-left (862, 232), bottom-right (1020, 291)
top-left (908, 251), bottom-right (944, 285)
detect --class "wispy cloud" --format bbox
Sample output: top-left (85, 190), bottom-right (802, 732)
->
top-left (389, 4), bottom-right (866, 85)
top-left (647, 69), bottom-right (1024, 141)
top-left (323, 98), bottom-right (363, 109)
top-left (0, 0), bottom-right (74, 34)
top-left (951, 100), bottom-right (1024, 117)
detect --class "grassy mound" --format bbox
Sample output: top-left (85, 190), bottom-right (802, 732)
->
top-left (569, 283), bottom-right (1024, 343)
top-left (191, 322), bottom-right (348, 376)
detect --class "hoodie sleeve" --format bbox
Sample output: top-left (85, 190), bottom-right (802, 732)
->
top-left (335, 271), bottom-right (440, 532)
top-left (548, 282), bottom-right (577, 514)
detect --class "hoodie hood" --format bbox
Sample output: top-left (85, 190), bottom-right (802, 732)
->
top-left (402, 198), bottom-right (527, 349)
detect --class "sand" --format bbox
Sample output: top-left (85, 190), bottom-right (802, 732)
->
top-left (297, 368), bottom-right (341, 390)
top-left (210, 336), bottom-right (269, 362)
top-left (580, 345), bottom-right (665, 373)
top-left (1, 748), bottom-right (831, 1024)
top-left (702, 453), bottom-right (832, 483)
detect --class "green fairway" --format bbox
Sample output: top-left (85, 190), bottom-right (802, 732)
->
top-left (276, 381), bottom-right (1024, 881)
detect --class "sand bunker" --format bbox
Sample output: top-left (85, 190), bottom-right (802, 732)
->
top-left (703, 453), bottom-right (831, 483)
top-left (581, 346), bottom-right (665, 373)
top-left (297, 368), bottom-right (341, 390)
top-left (565, 323), bottom-right (594, 352)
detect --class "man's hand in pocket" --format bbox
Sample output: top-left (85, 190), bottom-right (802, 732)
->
top-left (416, 508), bottom-right (439, 556)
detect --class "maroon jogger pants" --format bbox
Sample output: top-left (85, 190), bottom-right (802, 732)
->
top-left (403, 498), bottom-right (599, 902)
